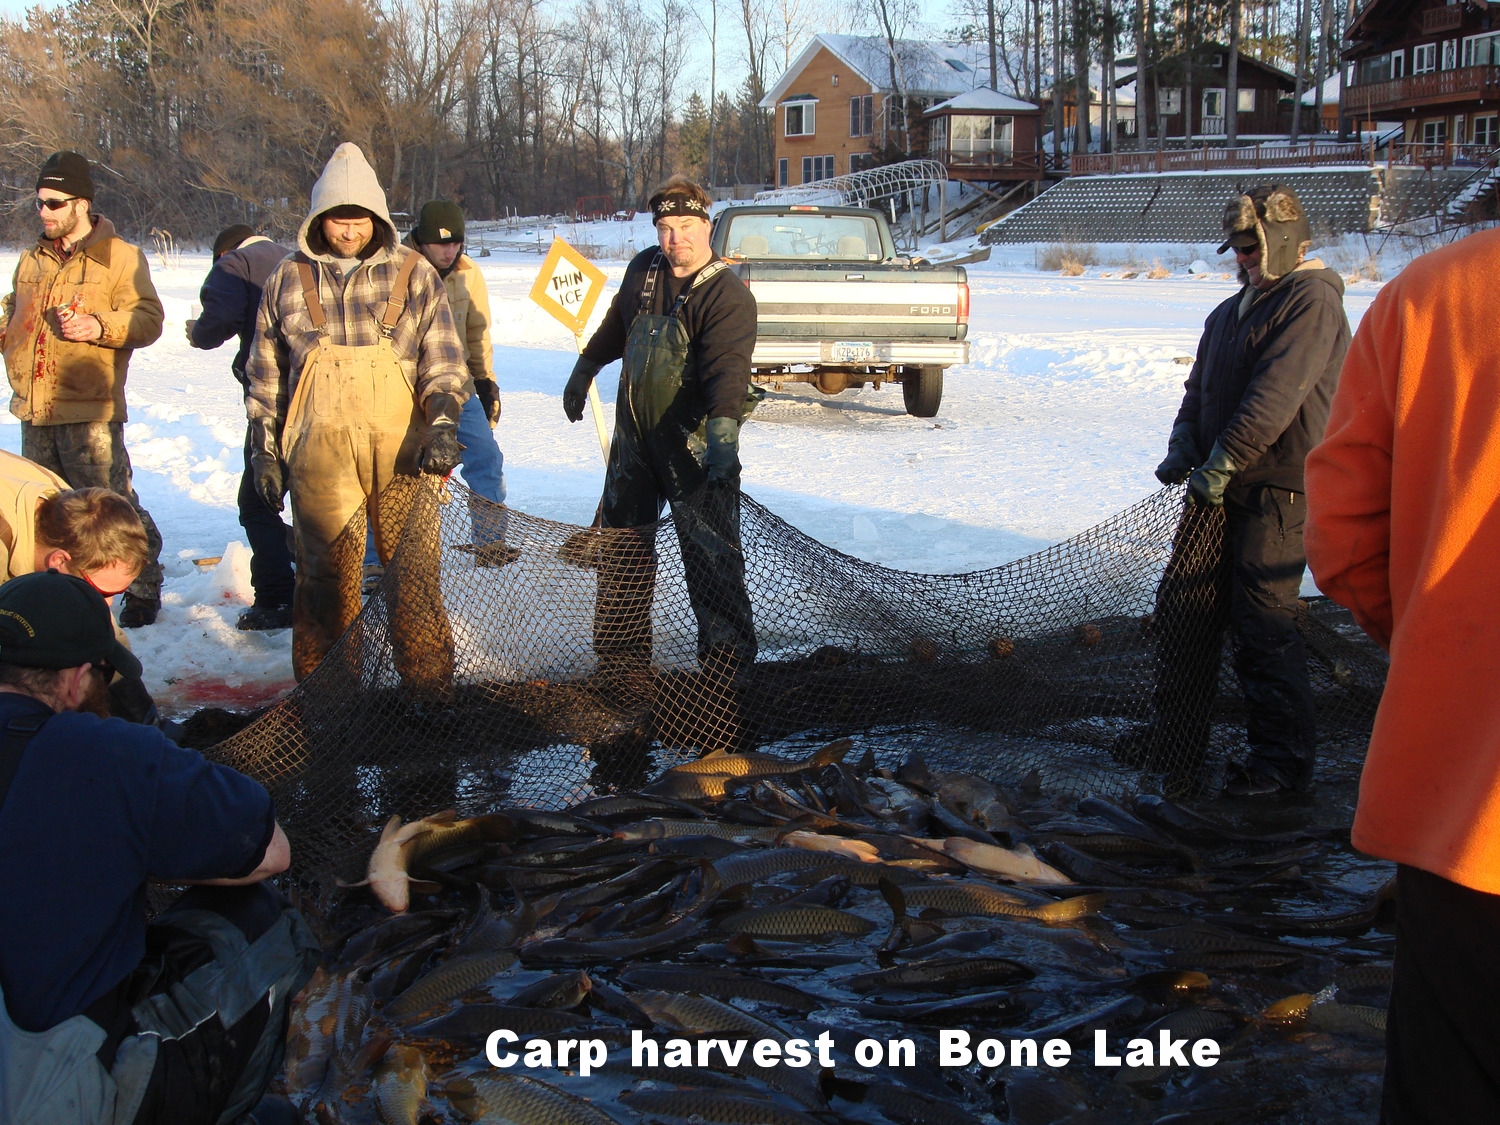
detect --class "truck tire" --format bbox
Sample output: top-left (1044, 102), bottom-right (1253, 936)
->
top-left (902, 366), bottom-right (943, 417)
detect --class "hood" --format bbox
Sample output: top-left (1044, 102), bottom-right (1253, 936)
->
top-left (298, 143), bottom-right (396, 263)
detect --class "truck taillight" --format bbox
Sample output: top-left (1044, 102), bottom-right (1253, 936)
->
top-left (957, 282), bottom-right (970, 325)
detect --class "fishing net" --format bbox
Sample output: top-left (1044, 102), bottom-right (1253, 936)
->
top-left (205, 477), bottom-right (1385, 883)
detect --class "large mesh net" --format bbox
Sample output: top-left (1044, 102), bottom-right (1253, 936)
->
top-left (204, 478), bottom-right (1386, 885)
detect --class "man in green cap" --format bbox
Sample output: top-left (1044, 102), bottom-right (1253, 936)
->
top-left (407, 200), bottom-right (514, 565)
top-left (1116, 184), bottom-right (1351, 798)
top-left (0, 569), bottom-right (316, 1125)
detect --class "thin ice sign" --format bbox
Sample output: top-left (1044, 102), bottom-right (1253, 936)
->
top-left (529, 239), bottom-right (608, 336)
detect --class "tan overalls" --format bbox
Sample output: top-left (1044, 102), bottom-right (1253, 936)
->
top-left (284, 257), bottom-right (454, 695)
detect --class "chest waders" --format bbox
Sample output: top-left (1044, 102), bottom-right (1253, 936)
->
top-left (591, 257), bottom-right (756, 768)
top-left (0, 718), bottom-right (319, 1125)
top-left (282, 255), bottom-right (455, 697)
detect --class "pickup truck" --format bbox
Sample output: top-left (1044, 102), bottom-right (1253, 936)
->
top-left (710, 204), bottom-right (969, 417)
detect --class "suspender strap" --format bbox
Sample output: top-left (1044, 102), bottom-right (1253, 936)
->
top-left (0, 713), bottom-right (45, 813)
top-left (296, 260), bottom-right (326, 330)
top-left (380, 252), bottom-right (422, 334)
top-left (638, 253), bottom-right (664, 316)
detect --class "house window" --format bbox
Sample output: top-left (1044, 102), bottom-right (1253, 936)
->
top-left (1203, 89), bottom-right (1225, 118)
top-left (850, 95), bottom-right (874, 137)
top-left (1464, 32), bottom-right (1500, 66)
top-left (1346, 63), bottom-right (1356, 87)
top-left (1422, 119), bottom-right (1447, 146)
top-left (1442, 39), bottom-right (1457, 70)
top-left (801, 154), bottom-right (836, 183)
top-left (949, 115), bottom-right (1014, 159)
top-left (1414, 43), bottom-right (1437, 73)
top-left (778, 158), bottom-right (788, 187)
top-left (1392, 50), bottom-right (1406, 78)
top-left (1237, 87), bottom-right (1256, 112)
top-left (850, 152), bottom-right (878, 173)
top-left (1158, 87), bottom-right (1182, 115)
top-left (784, 100), bottom-right (816, 137)
top-left (1475, 115), bottom-right (1498, 145)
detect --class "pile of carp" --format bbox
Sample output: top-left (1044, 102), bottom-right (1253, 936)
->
top-left (286, 741), bottom-right (1395, 1124)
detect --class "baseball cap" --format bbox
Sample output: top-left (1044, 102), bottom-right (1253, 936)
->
top-left (0, 570), bottom-right (143, 679)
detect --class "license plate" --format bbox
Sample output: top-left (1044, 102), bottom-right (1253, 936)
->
top-left (831, 340), bottom-right (875, 362)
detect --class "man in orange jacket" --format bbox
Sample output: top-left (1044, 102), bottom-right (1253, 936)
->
top-left (1305, 227), bottom-right (1500, 1122)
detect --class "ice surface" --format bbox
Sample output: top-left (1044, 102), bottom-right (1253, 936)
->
top-left (0, 234), bottom-right (1381, 716)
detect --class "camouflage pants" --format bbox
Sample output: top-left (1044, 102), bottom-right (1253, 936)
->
top-left (21, 420), bottom-right (164, 601)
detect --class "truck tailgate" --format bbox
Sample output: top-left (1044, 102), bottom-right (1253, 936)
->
top-left (737, 262), bottom-right (968, 341)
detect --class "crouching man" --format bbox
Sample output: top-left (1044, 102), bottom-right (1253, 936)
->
top-left (0, 570), bottom-right (318, 1125)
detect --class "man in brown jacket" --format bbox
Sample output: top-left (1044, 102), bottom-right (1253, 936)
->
top-left (0, 151), bottom-right (165, 627)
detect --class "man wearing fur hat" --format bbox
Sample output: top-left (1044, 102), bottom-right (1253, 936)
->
top-left (245, 143), bottom-right (469, 692)
top-left (1117, 184), bottom-right (1351, 798)
top-left (0, 151), bottom-right (166, 629)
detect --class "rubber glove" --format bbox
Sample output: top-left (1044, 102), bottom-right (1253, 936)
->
top-left (704, 416), bottom-right (742, 485)
top-left (564, 357), bottom-right (602, 423)
top-left (417, 392), bottom-right (465, 476)
top-left (1187, 442), bottom-right (1236, 506)
top-left (1155, 421), bottom-right (1200, 486)
top-left (248, 418), bottom-right (284, 512)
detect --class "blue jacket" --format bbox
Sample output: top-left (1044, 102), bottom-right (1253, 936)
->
top-left (190, 238), bottom-right (290, 386)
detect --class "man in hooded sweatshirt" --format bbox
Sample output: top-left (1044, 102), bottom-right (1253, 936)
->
top-left (187, 225), bottom-right (295, 631)
top-left (0, 151), bottom-right (166, 629)
top-left (1114, 184), bottom-right (1350, 798)
top-left (245, 143), bottom-right (469, 693)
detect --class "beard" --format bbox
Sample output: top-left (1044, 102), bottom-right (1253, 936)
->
top-left (81, 671), bottom-right (113, 718)
top-left (42, 208), bottom-right (82, 242)
top-left (1237, 263), bottom-right (1250, 286)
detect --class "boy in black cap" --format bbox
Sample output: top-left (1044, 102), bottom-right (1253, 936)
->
top-left (0, 570), bottom-right (316, 1125)
top-left (188, 224), bottom-right (295, 630)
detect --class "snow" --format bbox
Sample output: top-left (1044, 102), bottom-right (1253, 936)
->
top-left (0, 231), bottom-right (1384, 717)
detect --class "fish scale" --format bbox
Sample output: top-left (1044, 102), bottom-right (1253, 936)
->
top-left (446, 1073), bottom-right (623, 1125)
top-left (630, 989), bottom-right (785, 1039)
top-left (383, 948), bottom-right (518, 1022)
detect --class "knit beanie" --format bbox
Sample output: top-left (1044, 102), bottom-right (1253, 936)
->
top-left (413, 200), bottom-right (465, 244)
top-left (212, 224), bottom-right (255, 260)
top-left (36, 151), bottom-right (94, 201)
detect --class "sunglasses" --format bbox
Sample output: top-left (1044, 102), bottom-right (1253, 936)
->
top-left (82, 570), bottom-right (133, 599)
top-left (36, 196), bottom-right (82, 212)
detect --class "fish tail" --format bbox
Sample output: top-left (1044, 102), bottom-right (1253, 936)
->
top-left (810, 738), bottom-right (854, 768)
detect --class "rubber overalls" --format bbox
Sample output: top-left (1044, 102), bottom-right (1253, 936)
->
top-left (282, 255), bottom-right (455, 695)
top-left (592, 255), bottom-right (757, 753)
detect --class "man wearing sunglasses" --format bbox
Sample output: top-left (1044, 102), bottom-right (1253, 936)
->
top-left (1115, 185), bottom-right (1351, 799)
top-left (0, 151), bottom-right (166, 629)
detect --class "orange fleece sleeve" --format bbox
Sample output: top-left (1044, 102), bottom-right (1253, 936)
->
top-left (1304, 285), bottom-right (1397, 650)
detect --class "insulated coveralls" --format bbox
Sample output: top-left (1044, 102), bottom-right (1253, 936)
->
top-left (283, 256), bottom-right (454, 693)
top-left (593, 254), bottom-right (757, 694)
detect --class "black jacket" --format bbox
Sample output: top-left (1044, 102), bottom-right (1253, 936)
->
top-left (582, 248), bottom-right (757, 422)
top-left (190, 238), bottom-right (291, 386)
top-left (1173, 264), bottom-right (1350, 494)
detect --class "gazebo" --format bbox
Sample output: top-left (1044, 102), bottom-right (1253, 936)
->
top-left (925, 88), bottom-right (1044, 180)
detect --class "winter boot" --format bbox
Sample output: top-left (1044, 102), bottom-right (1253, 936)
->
top-left (237, 602), bottom-right (293, 631)
top-left (118, 593), bottom-right (160, 628)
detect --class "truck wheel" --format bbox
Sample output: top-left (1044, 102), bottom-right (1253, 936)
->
top-left (902, 366), bottom-right (943, 417)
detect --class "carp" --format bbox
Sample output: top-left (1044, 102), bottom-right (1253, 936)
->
top-left (645, 741), bottom-right (852, 801)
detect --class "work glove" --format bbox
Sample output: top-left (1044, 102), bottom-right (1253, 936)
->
top-left (1187, 442), bottom-right (1236, 507)
top-left (417, 392), bottom-right (465, 476)
top-left (247, 417), bottom-right (285, 513)
top-left (704, 416), bottom-right (742, 485)
top-left (564, 357), bottom-right (602, 423)
top-left (1155, 421), bottom-right (1200, 486)
top-left (475, 378), bottom-right (502, 427)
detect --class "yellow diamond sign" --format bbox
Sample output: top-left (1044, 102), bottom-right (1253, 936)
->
top-left (529, 238), bottom-right (609, 337)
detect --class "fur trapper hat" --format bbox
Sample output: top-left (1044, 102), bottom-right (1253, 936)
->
top-left (1219, 184), bottom-right (1312, 283)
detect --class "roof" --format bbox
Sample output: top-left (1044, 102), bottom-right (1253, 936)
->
top-left (926, 88), bottom-right (1039, 114)
top-left (759, 34), bottom-right (995, 108)
top-left (1300, 73), bottom-right (1341, 106)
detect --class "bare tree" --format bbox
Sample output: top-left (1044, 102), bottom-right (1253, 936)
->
top-left (1226, 0), bottom-right (1240, 146)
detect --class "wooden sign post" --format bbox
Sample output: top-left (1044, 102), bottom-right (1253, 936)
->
top-left (529, 239), bottom-right (611, 463)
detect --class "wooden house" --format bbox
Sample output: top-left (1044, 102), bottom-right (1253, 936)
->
top-left (1341, 0), bottom-right (1500, 148)
top-left (1126, 45), bottom-right (1297, 139)
top-left (759, 34), bottom-right (1042, 186)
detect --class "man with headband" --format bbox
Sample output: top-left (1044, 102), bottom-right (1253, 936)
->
top-left (563, 174), bottom-right (758, 757)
